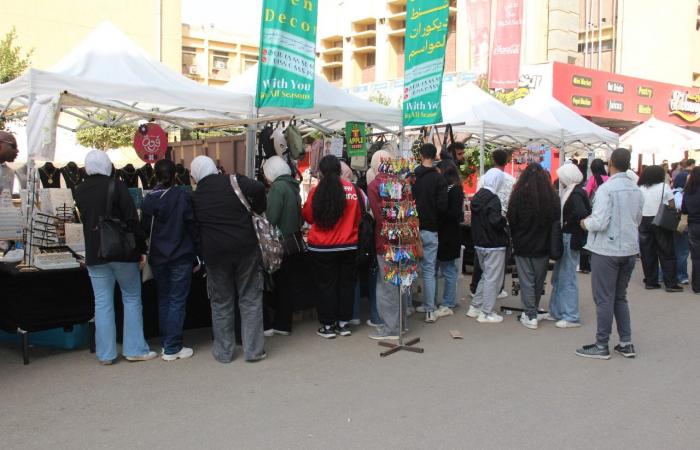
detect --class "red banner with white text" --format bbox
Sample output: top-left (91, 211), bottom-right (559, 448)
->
top-left (488, 0), bottom-right (523, 89)
top-left (467, 0), bottom-right (492, 75)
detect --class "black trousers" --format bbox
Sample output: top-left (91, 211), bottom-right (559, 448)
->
top-left (638, 216), bottom-right (677, 288)
top-left (579, 249), bottom-right (591, 272)
top-left (268, 252), bottom-right (306, 332)
top-left (688, 223), bottom-right (700, 293)
top-left (312, 250), bottom-right (357, 326)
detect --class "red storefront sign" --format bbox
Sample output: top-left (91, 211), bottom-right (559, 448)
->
top-left (133, 123), bottom-right (167, 163)
top-left (551, 62), bottom-right (700, 126)
top-left (488, 0), bottom-right (523, 89)
top-left (467, 0), bottom-right (492, 76)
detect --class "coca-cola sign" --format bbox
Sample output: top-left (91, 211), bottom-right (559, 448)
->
top-left (133, 123), bottom-right (167, 163)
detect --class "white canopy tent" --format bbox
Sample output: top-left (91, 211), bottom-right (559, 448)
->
top-left (221, 65), bottom-right (403, 129)
top-left (512, 90), bottom-right (619, 154)
top-left (620, 117), bottom-right (700, 165)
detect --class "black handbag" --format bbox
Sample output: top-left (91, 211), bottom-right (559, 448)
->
top-left (97, 180), bottom-right (138, 262)
top-left (549, 220), bottom-right (564, 260)
top-left (280, 231), bottom-right (308, 256)
top-left (652, 184), bottom-right (680, 232)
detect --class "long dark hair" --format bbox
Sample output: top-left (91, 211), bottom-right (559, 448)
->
top-left (438, 159), bottom-right (461, 186)
top-left (590, 158), bottom-right (606, 188)
top-left (155, 159), bottom-right (176, 188)
top-left (638, 165), bottom-right (665, 187)
top-left (508, 163), bottom-right (559, 224)
top-left (685, 167), bottom-right (700, 195)
top-left (312, 155), bottom-right (346, 229)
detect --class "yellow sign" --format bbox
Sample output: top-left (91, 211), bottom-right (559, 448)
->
top-left (669, 90), bottom-right (700, 123)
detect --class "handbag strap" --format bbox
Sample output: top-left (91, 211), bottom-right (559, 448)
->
top-left (230, 174), bottom-right (253, 214)
top-left (105, 179), bottom-right (116, 218)
top-left (147, 188), bottom-right (171, 256)
top-left (353, 184), bottom-right (366, 217)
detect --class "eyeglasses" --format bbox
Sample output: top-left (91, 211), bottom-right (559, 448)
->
top-left (0, 140), bottom-right (17, 150)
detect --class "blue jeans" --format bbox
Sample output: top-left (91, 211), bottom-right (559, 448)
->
top-left (549, 234), bottom-right (581, 323)
top-left (419, 230), bottom-right (439, 312)
top-left (438, 259), bottom-right (459, 308)
top-left (87, 262), bottom-right (150, 361)
top-left (676, 231), bottom-right (689, 282)
top-left (353, 265), bottom-right (382, 324)
top-left (152, 261), bottom-right (192, 355)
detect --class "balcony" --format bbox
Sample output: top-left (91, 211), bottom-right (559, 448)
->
top-left (351, 29), bottom-right (377, 39)
top-left (322, 61), bottom-right (343, 69)
top-left (353, 45), bottom-right (376, 54)
top-left (321, 47), bottom-right (343, 56)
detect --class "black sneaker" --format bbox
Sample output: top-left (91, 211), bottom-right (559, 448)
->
top-left (575, 344), bottom-right (611, 360)
top-left (644, 284), bottom-right (662, 290)
top-left (335, 323), bottom-right (352, 337)
top-left (614, 343), bottom-right (636, 358)
top-left (665, 285), bottom-right (683, 293)
top-left (316, 326), bottom-right (336, 339)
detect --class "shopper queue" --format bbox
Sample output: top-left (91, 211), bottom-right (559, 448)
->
top-left (72, 144), bottom-right (700, 365)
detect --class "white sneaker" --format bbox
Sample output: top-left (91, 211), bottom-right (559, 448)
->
top-left (435, 305), bottom-right (454, 318)
top-left (555, 320), bottom-right (581, 328)
top-left (273, 329), bottom-right (291, 336)
top-left (519, 314), bottom-right (538, 330)
top-left (469, 292), bottom-right (476, 298)
top-left (348, 319), bottom-right (361, 326)
top-left (538, 313), bottom-right (557, 321)
top-left (425, 311), bottom-right (437, 323)
top-left (416, 305), bottom-right (426, 313)
top-left (366, 319), bottom-right (381, 327)
top-left (497, 290), bottom-right (509, 299)
top-left (477, 312), bottom-right (503, 323)
top-left (406, 306), bottom-right (415, 317)
top-left (263, 329), bottom-right (274, 337)
top-left (125, 351), bottom-right (158, 362)
top-left (465, 305), bottom-right (481, 318)
top-left (162, 347), bottom-right (194, 361)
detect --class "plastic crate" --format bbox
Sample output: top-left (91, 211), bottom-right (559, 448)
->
top-left (0, 323), bottom-right (89, 350)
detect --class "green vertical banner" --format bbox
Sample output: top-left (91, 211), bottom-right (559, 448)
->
top-left (345, 122), bottom-right (368, 158)
top-left (256, 0), bottom-right (318, 108)
top-left (402, 0), bottom-right (450, 125)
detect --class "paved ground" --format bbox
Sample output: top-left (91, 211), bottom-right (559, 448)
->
top-left (2, 266), bottom-right (700, 450)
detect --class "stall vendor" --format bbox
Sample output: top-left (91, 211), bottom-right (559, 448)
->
top-left (0, 130), bottom-right (19, 195)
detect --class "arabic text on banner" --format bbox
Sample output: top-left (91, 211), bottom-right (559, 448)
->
top-left (256, 0), bottom-right (318, 108)
top-left (402, 0), bottom-right (450, 126)
top-left (488, 0), bottom-right (523, 89)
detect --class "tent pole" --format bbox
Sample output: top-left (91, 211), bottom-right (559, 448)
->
top-left (245, 99), bottom-right (257, 178)
top-left (22, 87), bottom-right (36, 270)
top-left (479, 123), bottom-right (485, 176)
top-left (559, 131), bottom-right (565, 168)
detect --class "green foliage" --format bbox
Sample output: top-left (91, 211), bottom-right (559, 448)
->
top-left (76, 117), bottom-right (136, 150)
top-left (368, 91), bottom-right (391, 106)
top-left (461, 144), bottom-right (496, 185)
top-left (182, 128), bottom-right (245, 140)
top-left (0, 27), bottom-right (33, 84)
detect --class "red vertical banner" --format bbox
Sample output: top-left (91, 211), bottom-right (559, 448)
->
top-left (488, 0), bottom-right (523, 89)
top-left (467, 0), bottom-right (492, 76)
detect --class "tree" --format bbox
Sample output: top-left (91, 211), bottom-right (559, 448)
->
top-left (76, 116), bottom-right (136, 150)
top-left (0, 27), bottom-right (33, 84)
top-left (368, 91), bottom-right (391, 106)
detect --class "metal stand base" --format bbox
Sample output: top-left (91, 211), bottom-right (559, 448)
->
top-left (500, 306), bottom-right (548, 315)
top-left (17, 328), bottom-right (29, 365)
top-left (379, 337), bottom-right (424, 357)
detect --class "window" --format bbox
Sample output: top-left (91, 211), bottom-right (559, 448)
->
top-left (244, 57), bottom-right (258, 70)
top-left (331, 67), bottom-right (342, 81)
top-left (366, 53), bottom-right (375, 67)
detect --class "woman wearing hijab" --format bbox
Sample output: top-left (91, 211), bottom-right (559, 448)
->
top-left (546, 163), bottom-right (591, 328)
top-left (466, 168), bottom-right (509, 323)
top-left (507, 163), bottom-right (560, 330)
top-left (262, 156), bottom-right (303, 335)
top-left (74, 150), bottom-right (154, 365)
top-left (190, 156), bottom-right (268, 363)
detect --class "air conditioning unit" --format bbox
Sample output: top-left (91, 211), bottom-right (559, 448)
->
top-left (214, 60), bottom-right (227, 70)
top-left (189, 66), bottom-right (200, 75)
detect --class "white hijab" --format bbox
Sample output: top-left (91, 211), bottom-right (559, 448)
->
top-left (557, 163), bottom-right (583, 217)
top-left (262, 156), bottom-right (291, 183)
top-left (84, 150), bottom-right (112, 176)
top-left (366, 149), bottom-right (391, 185)
top-left (481, 168), bottom-right (504, 194)
top-left (190, 156), bottom-right (218, 183)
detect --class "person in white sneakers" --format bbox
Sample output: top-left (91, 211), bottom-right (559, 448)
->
top-left (466, 169), bottom-right (508, 323)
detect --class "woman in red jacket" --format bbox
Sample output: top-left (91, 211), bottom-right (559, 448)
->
top-left (302, 155), bottom-right (361, 338)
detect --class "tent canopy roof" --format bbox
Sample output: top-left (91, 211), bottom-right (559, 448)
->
top-left (513, 90), bottom-right (619, 151)
top-left (221, 65), bottom-right (402, 127)
top-left (620, 116), bottom-right (700, 157)
top-left (440, 83), bottom-right (562, 145)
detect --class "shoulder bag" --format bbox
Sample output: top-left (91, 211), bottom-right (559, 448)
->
top-left (97, 180), bottom-right (138, 262)
top-left (652, 183), bottom-right (680, 232)
top-left (230, 175), bottom-right (284, 274)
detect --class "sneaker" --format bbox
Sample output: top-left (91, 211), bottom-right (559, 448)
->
top-left (316, 326), bottom-right (336, 339)
top-left (575, 344), bottom-right (610, 360)
top-left (335, 323), bottom-right (352, 336)
top-left (247, 352), bottom-right (267, 363)
top-left (644, 283), bottom-right (661, 290)
top-left (425, 311), bottom-right (437, 323)
top-left (555, 320), bottom-right (582, 328)
top-left (477, 312), bottom-right (503, 323)
top-left (162, 347), bottom-right (194, 361)
top-left (416, 305), bottom-right (426, 313)
top-left (406, 306), bottom-right (415, 317)
top-left (519, 314), bottom-right (538, 329)
top-left (125, 351), bottom-right (158, 362)
top-left (263, 329), bottom-right (274, 337)
top-left (665, 285), bottom-right (683, 293)
top-left (273, 329), bottom-right (291, 336)
top-left (614, 343), bottom-right (636, 358)
top-left (465, 305), bottom-right (481, 318)
top-left (99, 359), bottom-right (115, 365)
top-left (366, 319), bottom-right (381, 328)
top-left (680, 279), bottom-right (690, 285)
top-left (348, 319), bottom-right (361, 326)
top-left (538, 313), bottom-right (557, 321)
top-left (368, 333), bottom-right (399, 340)
top-left (435, 305), bottom-right (454, 318)
top-left (497, 290), bottom-right (508, 299)
top-left (469, 291), bottom-right (476, 298)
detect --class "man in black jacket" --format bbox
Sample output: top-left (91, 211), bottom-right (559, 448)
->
top-left (413, 144), bottom-right (448, 323)
top-left (190, 156), bottom-right (267, 363)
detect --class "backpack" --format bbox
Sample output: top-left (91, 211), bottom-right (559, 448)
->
top-left (284, 120), bottom-right (304, 160)
top-left (271, 122), bottom-right (287, 156)
top-left (354, 184), bottom-right (376, 270)
top-left (258, 123), bottom-right (276, 159)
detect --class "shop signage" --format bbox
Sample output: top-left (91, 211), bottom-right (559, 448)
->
top-left (607, 81), bottom-right (624, 94)
top-left (466, 0), bottom-right (492, 76)
top-left (607, 99), bottom-right (624, 112)
top-left (345, 122), bottom-right (367, 157)
top-left (488, 0), bottom-right (523, 89)
top-left (572, 75), bottom-right (592, 88)
top-left (669, 90), bottom-right (700, 123)
top-left (255, 0), bottom-right (318, 109)
top-left (637, 104), bottom-right (653, 115)
top-left (403, 0), bottom-right (449, 125)
top-left (637, 86), bottom-right (653, 98)
top-left (133, 123), bottom-right (167, 163)
top-left (571, 95), bottom-right (592, 108)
